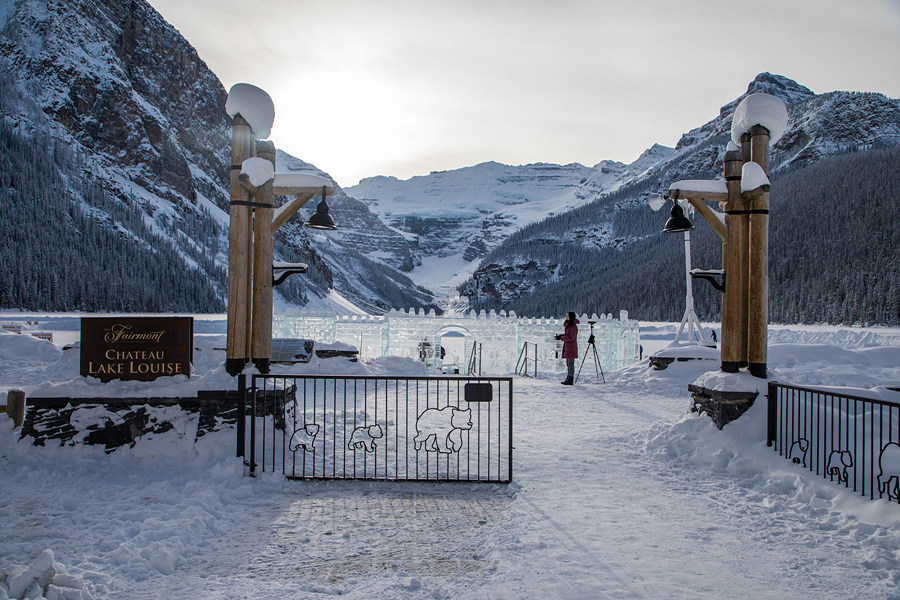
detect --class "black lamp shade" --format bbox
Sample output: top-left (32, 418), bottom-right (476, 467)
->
top-left (662, 203), bottom-right (693, 233)
top-left (306, 198), bottom-right (337, 230)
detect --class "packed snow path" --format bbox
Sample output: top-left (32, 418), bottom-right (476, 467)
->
top-left (3, 351), bottom-right (900, 598)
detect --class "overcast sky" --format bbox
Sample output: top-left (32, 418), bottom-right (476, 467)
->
top-left (148, 0), bottom-right (900, 186)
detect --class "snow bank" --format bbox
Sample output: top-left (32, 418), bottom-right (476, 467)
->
top-left (225, 83), bottom-right (274, 139)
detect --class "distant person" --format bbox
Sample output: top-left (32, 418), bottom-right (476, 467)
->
top-left (556, 311), bottom-right (579, 385)
top-left (639, 345), bottom-right (643, 360)
top-left (711, 330), bottom-right (717, 343)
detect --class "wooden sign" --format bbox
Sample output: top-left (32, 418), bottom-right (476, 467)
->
top-left (80, 317), bottom-right (193, 382)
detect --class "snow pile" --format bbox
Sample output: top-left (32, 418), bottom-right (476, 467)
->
top-left (741, 161), bottom-right (770, 192)
top-left (240, 157), bottom-right (274, 187)
top-left (0, 331), bottom-right (62, 363)
top-left (1, 549), bottom-right (93, 600)
top-left (730, 92), bottom-right (789, 145)
top-left (668, 178), bottom-right (726, 195)
top-left (225, 83), bottom-right (275, 139)
top-left (271, 172), bottom-right (331, 191)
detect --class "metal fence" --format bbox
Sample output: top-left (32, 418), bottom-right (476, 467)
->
top-left (767, 381), bottom-right (900, 503)
top-left (515, 342), bottom-right (538, 378)
top-left (239, 374), bottom-right (513, 483)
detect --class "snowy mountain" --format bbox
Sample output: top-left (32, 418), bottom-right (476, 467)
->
top-left (0, 0), bottom-right (434, 314)
top-left (454, 73), bottom-right (900, 324)
top-left (346, 150), bottom-right (676, 292)
top-left (2, 0), bottom-right (897, 322)
top-left (346, 73), bottom-right (900, 316)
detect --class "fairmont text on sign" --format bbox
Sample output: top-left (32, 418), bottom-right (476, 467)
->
top-left (80, 317), bottom-right (193, 382)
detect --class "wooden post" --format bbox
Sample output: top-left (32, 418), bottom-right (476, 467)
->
top-left (226, 115), bottom-right (254, 376)
top-left (739, 133), bottom-right (753, 367)
top-left (747, 124), bottom-right (771, 378)
top-left (251, 141), bottom-right (276, 374)
top-left (7, 390), bottom-right (25, 427)
top-left (721, 149), bottom-right (744, 373)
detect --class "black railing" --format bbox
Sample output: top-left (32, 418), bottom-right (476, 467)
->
top-left (767, 381), bottom-right (900, 502)
top-left (240, 374), bottom-right (513, 483)
top-left (515, 342), bottom-right (538, 378)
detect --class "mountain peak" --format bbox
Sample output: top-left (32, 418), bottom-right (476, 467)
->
top-left (746, 72), bottom-right (816, 105)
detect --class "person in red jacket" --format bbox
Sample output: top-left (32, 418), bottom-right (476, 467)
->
top-left (556, 311), bottom-right (579, 385)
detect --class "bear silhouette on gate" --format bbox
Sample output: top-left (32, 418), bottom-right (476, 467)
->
top-left (413, 407), bottom-right (473, 453)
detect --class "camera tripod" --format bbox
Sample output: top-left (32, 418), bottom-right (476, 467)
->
top-left (575, 321), bottom-right (606, 384)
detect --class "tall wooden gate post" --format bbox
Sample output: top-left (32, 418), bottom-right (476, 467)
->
top-left (739, 133), bottom-right (753, 366)
top-left (225, 83), bottom-right (336, 378)
top-left (251, 141), bottom-right (276, 373)
top-left (721, 149), bottom-right (745, 373)
top-left (226, 115), bottom-right (255, 376)
top-left (747, 124), bottom-right (771, 378)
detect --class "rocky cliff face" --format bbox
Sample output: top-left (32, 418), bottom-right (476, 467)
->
top-left (1, 0), bottom-right (435, 314)
top-left (2, 0), bottom-right (230, 208)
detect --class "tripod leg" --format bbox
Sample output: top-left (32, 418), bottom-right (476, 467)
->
top-left (575, 352), bottom-right (589, 384)
top-left (593, 344), bottom-right (605, 383)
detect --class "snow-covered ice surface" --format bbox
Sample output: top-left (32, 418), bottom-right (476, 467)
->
top-left (2, 323), bottom-right (900, 599)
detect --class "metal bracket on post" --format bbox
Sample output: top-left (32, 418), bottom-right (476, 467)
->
top-left (272, 262), bottom-right (309, 286)
top-left (690, 269), bottom-right (726, 293)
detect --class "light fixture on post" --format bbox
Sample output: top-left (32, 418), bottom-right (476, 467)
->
top-left (649, 195), bottom-right (715, 350)
top-left (662, 202), bottom-right (694, 233)
top-left (305, 186), bottom-right (338, 230)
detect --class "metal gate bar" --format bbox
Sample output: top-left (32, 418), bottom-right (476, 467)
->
top-left (243, 375), bottom-right (513, 483)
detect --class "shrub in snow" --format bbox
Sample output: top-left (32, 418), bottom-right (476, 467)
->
top-left (225, 83), bottom-right (275, 139)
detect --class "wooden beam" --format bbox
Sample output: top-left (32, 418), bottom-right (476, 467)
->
top-left (668, 185), bottom-right (768, 207)
top-left (272, 183), bottom-right (334, 196)
top-left (721, 149), bottom-right (745, 373)
top-left (686, 198), bottom-right (727, 240)
top-left (272, 192), bottom-right (315, 232)
top-left (747, 124), bottom-right (771, 378)
top-left (668, 188), bottom-right (727, 204)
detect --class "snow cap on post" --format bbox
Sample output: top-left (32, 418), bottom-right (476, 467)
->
top-left (241, 157), bottom-right (275, 187)
top-left (226, 83), bottom-right (275, 139)
top-left (741, 161), bottom-right (770, 193)
top-left (730, 93), bottom-right (788, 145)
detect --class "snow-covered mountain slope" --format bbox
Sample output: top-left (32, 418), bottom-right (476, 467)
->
top-left (455, 73), bottom-right (900, 323)
top-left (1, 0), bottom-right (232, 312)
top-left (0, 0), bottom-right (435, 315)
top-left (3, 0), bottom-right (897, 324)
top-left (346, 152), bottom-right (675, 292)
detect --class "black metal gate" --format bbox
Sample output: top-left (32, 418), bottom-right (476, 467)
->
top-left (239, 375), bottom-right (513, 483)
